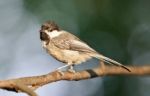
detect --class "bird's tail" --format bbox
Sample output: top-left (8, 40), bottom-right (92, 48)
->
top-left (94, 54), bottom-right (130, 72)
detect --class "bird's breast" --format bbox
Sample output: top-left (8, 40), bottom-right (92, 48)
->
top-left (62, 50), bottom-right (92, 64)
top-left (42, 42), bottom-right (93, 64)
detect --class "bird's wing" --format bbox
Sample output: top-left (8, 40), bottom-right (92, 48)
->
top-left (52, 31), bottom-right (97, 53)
top-left (69, 40), bottom-right (97, 53)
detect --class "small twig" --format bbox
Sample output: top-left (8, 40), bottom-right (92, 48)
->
top-left (0, 81), bottom-right (37, 96)
top-left (15, 82), bottom-right (37, 96)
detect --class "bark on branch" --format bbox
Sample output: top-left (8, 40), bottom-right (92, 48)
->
top-left (0, 62), bottom-right (150, 96)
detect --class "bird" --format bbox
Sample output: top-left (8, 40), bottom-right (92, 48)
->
top-left (39, 21), bottom-right (130, 72)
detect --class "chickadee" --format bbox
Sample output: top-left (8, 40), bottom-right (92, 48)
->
top-left (40, 21), bottom-right (130, 72)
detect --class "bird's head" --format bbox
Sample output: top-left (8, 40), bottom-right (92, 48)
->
top-left (40, 21), bottom-right (59, 32)
top-left (40, 21), bottom-right (60, 41)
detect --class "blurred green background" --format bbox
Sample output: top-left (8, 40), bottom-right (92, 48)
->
top-left (0, 0), bottom-right (150, 96)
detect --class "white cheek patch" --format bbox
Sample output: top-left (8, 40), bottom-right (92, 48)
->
top-left (45, 30), bottom-right (62, 38)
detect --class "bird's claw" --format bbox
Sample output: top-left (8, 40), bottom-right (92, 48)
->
top-left (56, 69), bottom-right (64, 76)
top-left (68, 69), bottom-right (76, 73)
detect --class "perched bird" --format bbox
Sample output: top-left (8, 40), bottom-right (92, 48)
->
top-left (39, 21), bottom-right (130, 72)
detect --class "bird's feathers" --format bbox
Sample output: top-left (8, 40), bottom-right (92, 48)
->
top-left (50, 30), bottom-right (130, 71)
top-left (51, 30), bottom-right (97, 53)
top-left (95, 54), bottom-right (130, 72)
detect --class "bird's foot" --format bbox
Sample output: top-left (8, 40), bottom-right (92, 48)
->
top-left (67, 65), bottom-right (76, 73)
top-left (56, 64), bottom-right (70, 76)
top-left (56, 69), bottom-right (64, 76)
top-left (68, 69), bottom-right (76, 73)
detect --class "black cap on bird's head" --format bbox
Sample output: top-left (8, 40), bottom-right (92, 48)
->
top-left (39, 21), bottom-right (60, 43)
top-left (40, 21), bottom-right (60, 32)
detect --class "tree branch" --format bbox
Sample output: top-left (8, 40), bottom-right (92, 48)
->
top-left (0, 63), bottom-right (150, 96)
